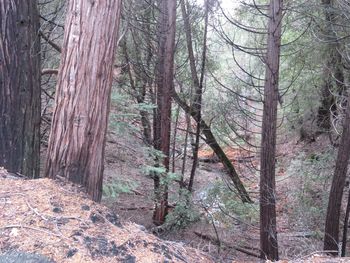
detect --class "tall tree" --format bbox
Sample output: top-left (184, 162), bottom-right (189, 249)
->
top-left (324, 92), bottom-right (350, 254)
top-left (45, 0), bottom-right (122, 201)
top-left (0, 1), bottom-right (41, 178)
top-left (259, 0), bottom-right (283, 260)
top-left (152, 0), bottom-right (177, 225)
top-left (180, 0), bottom-right (209, 192)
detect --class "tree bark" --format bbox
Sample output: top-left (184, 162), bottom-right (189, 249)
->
top-left (152, 0), bottom-right (177, 225)
top-left (181, 0), bottom-right (209, 192)
top-left (45, 0), bottom-right (122, 202)
top-left (341, 187), bottom-right (350, 257)
top-left (259, 0), bottom-right (283, 260)
top-left (0, 1), bottom-right (41, 178)
top-left (324, 92), bottom-right (350, 254)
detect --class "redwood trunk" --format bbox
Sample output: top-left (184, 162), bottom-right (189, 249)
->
top-left (259, 0), bottom-right (283, 260)
top-left (324, 92), bottom-right (350, 254)
top-left (45, 0), bottom-right (122, 202)
top-left (0, 1), bottom-right (41, 178)
top-left (153, 0), bottom-right (177, 225)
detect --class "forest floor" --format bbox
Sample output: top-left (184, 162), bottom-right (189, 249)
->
top-left (0, 169), bottom-right (211, 263)
top-left (101, 129), bottom-right (339, 262)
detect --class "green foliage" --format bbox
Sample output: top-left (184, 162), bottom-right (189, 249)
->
top-left (202, 181), bottom-right (259, 226)
top-left (285, 148), bottom-right (335, 231)
top-left (103, 179), bottom-right (139, 199)
top-left (164, 189), bottom-right (200, 230)
top-left (109, 90), bottom-right (139, 134)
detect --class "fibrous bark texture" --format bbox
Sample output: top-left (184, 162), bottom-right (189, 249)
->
top-left (45, 0), bottom-right (122, 202)
top-left (259, 0), bottom-right (283, 260)
top-left (153, 0), bottom-right (177, 225)
top-left (0, 1), bottom-right (41, 178)
top-left (324, 92), bottom-right (350, 254)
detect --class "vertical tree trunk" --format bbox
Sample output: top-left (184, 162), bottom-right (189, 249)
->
top-left (259, 0), bottom-right (283, 260)
top-left (45, 0), bottom-right (122, 202)
top-left (152, 0), bottom-right (177, 225)
top-left (341, 187), bottom-right (350, 257)
top-left (180, 0), bottom-right (209, 192)
top-left (0, 1), bottom-right (41, 178)
top-left (324, 92), bottom-right (350, 254)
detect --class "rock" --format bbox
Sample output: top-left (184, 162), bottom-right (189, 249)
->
top-left (0, 251), bottom-right (55, 263)
top-left (81, 205), bottom-right (90, 211)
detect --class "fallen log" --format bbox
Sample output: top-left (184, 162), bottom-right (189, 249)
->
top-left (194, 231), bottom-right (261, 258)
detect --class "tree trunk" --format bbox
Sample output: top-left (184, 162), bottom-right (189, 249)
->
top-left (324, 92), bottom-right (350, 254)
top-left (45, 0), bottom-right (122, 202)
top-left (341, 187), bottom-right (350, 257)
top-left (152, 0), bottom-right (177, 225)
top-left (0, 1), bottom-right (41, 178)
top-left (259, 0), bottom-right (283, 260)
top-left (181, 0), bottom-right (209, 192)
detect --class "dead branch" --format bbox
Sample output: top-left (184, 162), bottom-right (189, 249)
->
top-left (42, 69), bottom-right (59, 75)
top-left (194, 231), bottom-right (261, 259)
top-left (0, 224), bottom-right (61, 237)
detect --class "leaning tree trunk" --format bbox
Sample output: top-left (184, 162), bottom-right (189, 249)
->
top-left (0, 1), bottom-right (41, 178)
top-left (324, 92), bottom-right (350, 254)
top-left (45, 0), bottom-right (122, 202)
top-left (152, 0), bottom-right (177, 225)
top-left (259, 0), bottom-right (283, 260)
top-left (173, 92), bottom-right (252, 203)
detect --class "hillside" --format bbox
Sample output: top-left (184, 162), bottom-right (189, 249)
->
top-left (0, 169), bottom-right (211, 263)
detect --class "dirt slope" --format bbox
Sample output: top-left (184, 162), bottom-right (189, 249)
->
top-left (0, 169), bottom-right (212, 263)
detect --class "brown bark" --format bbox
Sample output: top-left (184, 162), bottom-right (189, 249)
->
top-left (341, 187), bottom-right (350, 257)
top-left (181, 0), bottom-right (209, 192)
top-left (324, 93), bottom-right (350, 254)
top-left (259, 0), bottom-right (283, 260)
top-left (152, 0), bottom-right (177, 225)
top-left (0, 1), bottom-right (41, 178)
top-left (45, 0), bottom-right (122, 202)
top-left (173, 92), bottom-right (252, 203)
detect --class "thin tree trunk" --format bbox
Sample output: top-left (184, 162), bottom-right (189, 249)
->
top-left (172, 106), bottom-right (180, 173)
top-left (181, 0), bottom-right (209, 192)
top-left (45, 0), bottom-right (122, 202)
top-left (0, 1), bottom-right (41, 178)
top-left (324, 92), bottom-right (350, 254)
top-left (152, 0), bottom-right (177, 225)
top-left (259, 0), bottom-right (283, 260)
top-left (180, 113), bottom-right (191, 188)
top-left (173, 92), bottom-right (252, 203)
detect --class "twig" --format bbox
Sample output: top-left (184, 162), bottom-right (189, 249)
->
top-left (119, 206), bottom-right (153, 211)
top-left (24, 199), bottom-right (48, 221)
top-left (42, 69), bottom-right (59, 75)
top-left (39, 30), bottom-right (62, 53)
top-left (0, 224), bottom-right (61, 237)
